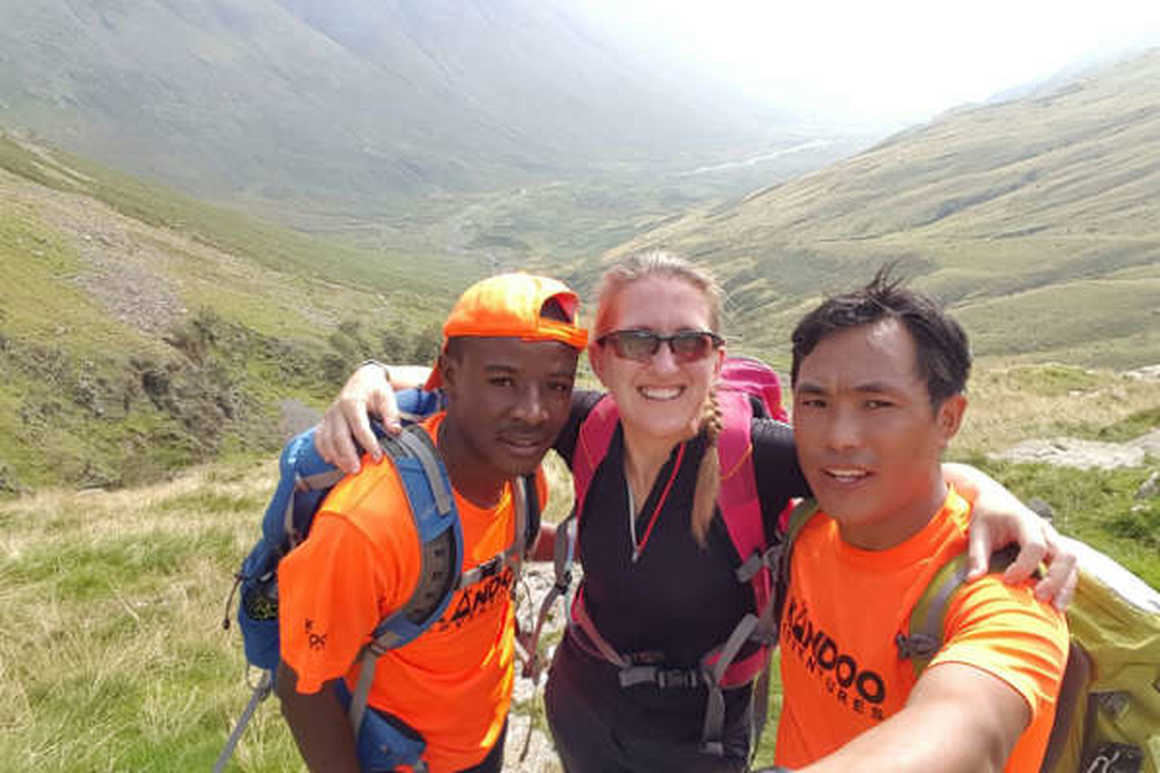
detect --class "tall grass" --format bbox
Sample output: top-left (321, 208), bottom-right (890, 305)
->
top-left (0, 464), bottom-right (301, 771)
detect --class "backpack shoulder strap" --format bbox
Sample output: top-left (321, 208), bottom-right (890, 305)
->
top-left (898, 543), bottom-right (1021, 677)
top-left (348, 425), bottom-right (463, 736)
top-left (714, 388), bottom-right (780, 641)
top-left (367, 425), bottom-right (463, 648)
top-left (517, 469), bottom-right (577, 684)
top-left (716, 389), bottom-right (762, 569)
top-left (773, 499), bottom-right (821, 624)
top-left (572, 394), bottom-right (619, 528)
top-left (717, 356), bottom-right (792, 582)
top-left (456, 473), bottom-right (538, 591)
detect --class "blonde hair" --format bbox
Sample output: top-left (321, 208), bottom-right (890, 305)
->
top-left (595, 250), bottom-right (725, 547)
top-left (594, 250), bottom-right (722, 339)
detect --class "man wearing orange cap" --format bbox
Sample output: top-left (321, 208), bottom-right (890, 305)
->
top-left (274, 273), bottom-right (587, 773)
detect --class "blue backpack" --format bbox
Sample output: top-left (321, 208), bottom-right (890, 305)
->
top-left (215, 391), bottom-right (541, 773)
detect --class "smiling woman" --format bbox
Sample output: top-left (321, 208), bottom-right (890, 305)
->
top-left (533, 252), bottom-right (795, 772)
top-left (589, 267), bottom-right (725, 476)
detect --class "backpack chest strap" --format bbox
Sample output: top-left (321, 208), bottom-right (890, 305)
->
top-left (455, 551), bottom-right (519, 589)
top-left (568, 587), bottom-right (774, 757)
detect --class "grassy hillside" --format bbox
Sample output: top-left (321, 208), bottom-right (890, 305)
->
top-left (0, 133), bottom-right (468, 491)
top-left (1, 362), bottom-right (1156, 770)
top-left (590, 50), bottom-right (1160, 369)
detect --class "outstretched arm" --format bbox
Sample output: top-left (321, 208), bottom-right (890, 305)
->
top-left (944, 463), bottom-right (1077, 609)
top-left (797, 662), bottom-right (1028, 773)
top-left (275, 661), bottom-right (361, 773)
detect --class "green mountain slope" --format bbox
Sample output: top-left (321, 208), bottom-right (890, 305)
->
top-left (593, 50), bottom-right (1160, 368)
top-left (0, 133), bottom-right (462, 492)
top-left (0, 0), bottom-right (866, 260)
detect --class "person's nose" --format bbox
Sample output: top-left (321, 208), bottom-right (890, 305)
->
top-left (826, 404), bottom-right (863, 452)
top-left (512, 383), bottom-right (549, 425)
top-left (648, 340), bottom-right (680, 375)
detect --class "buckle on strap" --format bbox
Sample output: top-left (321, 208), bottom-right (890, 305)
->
top-left (735, 545), bottom-right (782, 583)
top-left (895, 632), bottom-right (939, 660)
top-left (763, 544), bottom-right (782, 578)
top-left (657, 668), bottom-right (702, 689)
top-left (477, 555), bottom-right (503, 578)
top-left (456, 555), bottom-right (509, 590)
top-left (618, 665), bottom-right (702, 689)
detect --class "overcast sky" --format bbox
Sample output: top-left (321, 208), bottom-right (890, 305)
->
top-left (578, 0), bottom-right (1160, 128)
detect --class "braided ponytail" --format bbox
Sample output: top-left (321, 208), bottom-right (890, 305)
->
top-left (690, 385), bottom-right (723, 547)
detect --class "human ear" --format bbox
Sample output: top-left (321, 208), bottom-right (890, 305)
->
top-left (936, 393), bottom-right (967, 444)
top-left (438, 352), bottom-right (459, 398)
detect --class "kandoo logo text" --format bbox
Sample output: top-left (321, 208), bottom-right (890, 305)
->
top-left (782, 596), bottom-right (887, 721)
top-left (434, 566), bottom-right (515, 632)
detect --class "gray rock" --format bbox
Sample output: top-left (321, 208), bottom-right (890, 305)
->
top-left (1124, 364), bottom-right (1160, 381)
top-left (992, 437), bottom-right (1148, 470)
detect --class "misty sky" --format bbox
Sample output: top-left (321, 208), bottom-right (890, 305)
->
top-left (579, 0), bottom-right (1160, 128)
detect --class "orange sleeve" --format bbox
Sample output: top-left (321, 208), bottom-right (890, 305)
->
top-left (930, 576), bottom-right (1069, 725)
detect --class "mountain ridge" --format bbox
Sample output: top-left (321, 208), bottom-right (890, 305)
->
top-left (587, 49), bottom-right (1160, 368)
top-left (0, 0), bottom-right (864, 263)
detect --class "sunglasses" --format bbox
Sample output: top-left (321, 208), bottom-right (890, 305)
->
top-left (597, 329), bottom-right (724, 363)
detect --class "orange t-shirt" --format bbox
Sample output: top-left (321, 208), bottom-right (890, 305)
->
top-left (775, 489), bottom-right (1069, 770)
top-left (278, 414), bottom-right (547, 772)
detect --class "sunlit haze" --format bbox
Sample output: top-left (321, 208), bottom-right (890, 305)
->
top-left (578, 0), bottom-right (1160, 128)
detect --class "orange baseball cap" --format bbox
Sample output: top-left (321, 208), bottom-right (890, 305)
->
top-left (424, 273), bottom-right (589, 389)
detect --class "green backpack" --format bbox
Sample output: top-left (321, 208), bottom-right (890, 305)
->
top-left (782, 502), bottom-right (1160, 773)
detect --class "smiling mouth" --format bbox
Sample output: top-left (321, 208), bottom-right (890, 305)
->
top-left (638, 386), bottom-right (684, 401)
top-left (823, 467), bottom-right (871, 484)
